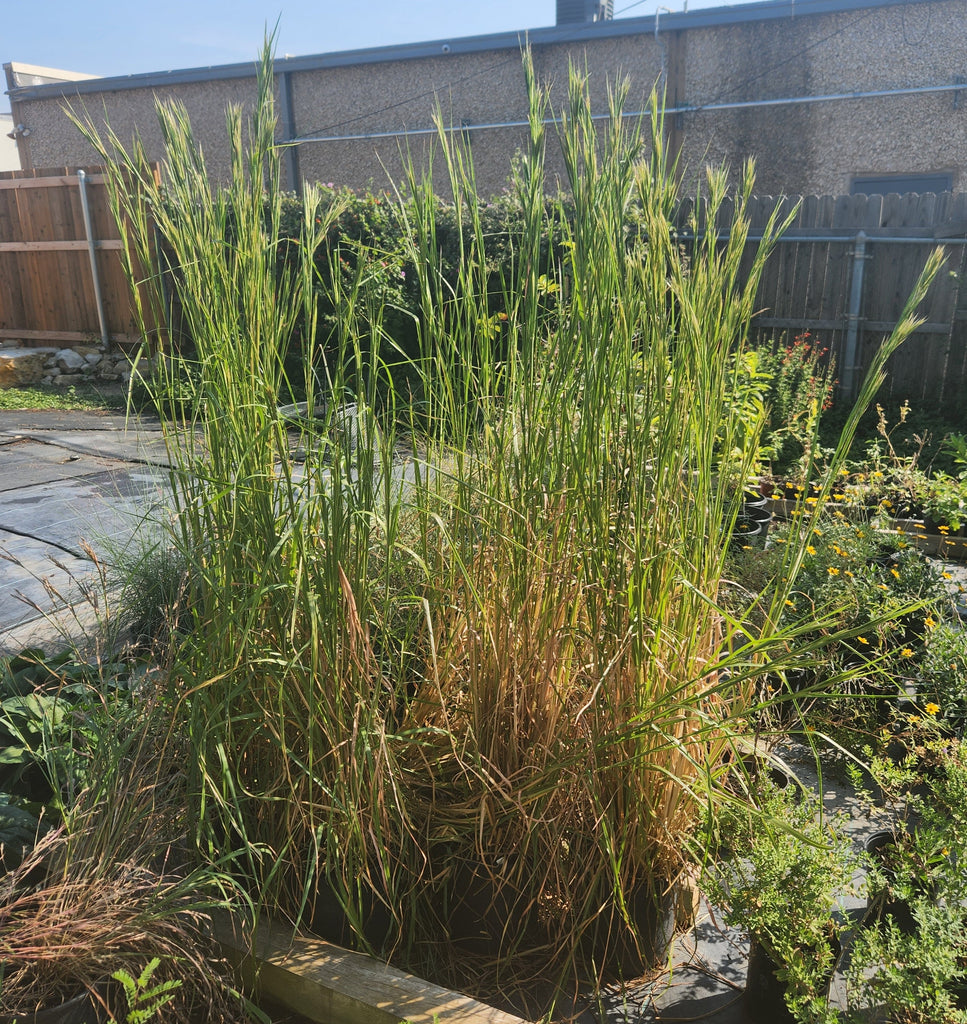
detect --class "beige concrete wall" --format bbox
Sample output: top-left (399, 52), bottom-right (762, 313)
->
top-left (8, 0), bottom-right (967, 198)
top-left (677, 0), bottom-right (967, 194)
top-left (20, 76), bottom-right (264, 182)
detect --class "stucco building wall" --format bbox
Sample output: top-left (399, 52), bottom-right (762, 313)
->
top-left (6, 0), bottom-right (967, 197)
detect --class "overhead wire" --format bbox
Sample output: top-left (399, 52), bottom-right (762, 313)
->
top-left (292, 0), bottom-right (667, 142)
top-left (289, 1), bottom-right (922, 146)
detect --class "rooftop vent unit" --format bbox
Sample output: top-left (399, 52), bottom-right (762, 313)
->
top-left (556, 0), bottom-right (614, 25)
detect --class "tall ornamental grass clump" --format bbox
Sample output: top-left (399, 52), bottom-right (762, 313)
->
top-left (74, 43), bottom-right (408, 927)
top-left (81, 41), bottom-right (943, 1007)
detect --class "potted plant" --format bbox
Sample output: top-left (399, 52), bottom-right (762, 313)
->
top-left (846, 736), bottom-right (967, 1023)
top-left (702, 781), bottom-right (859, 1024)
top-left (846, 899), bottom-right (967, 1024)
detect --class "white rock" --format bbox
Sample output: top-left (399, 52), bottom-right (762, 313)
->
top-left (56, 349), bottom-right (86, 372)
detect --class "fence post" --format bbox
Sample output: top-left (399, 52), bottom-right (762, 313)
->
top-left (841, 230), bottom-right (868, 399)
top-left (77, 169), bottom-right (110, 348)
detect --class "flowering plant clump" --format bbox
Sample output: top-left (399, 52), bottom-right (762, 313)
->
top-left (756, 332), bottom-right (836, 476)
top-left (780, 512), bottom-right (948, 665)
top-left (916, 623), bottom-right (967, 735)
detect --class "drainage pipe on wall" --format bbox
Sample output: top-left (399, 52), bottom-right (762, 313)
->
top-left (77, 169), bottom-right (110, 349)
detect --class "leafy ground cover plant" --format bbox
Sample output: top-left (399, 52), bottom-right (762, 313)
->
top-left (843, 741), bottom-right (967, 1024)
top-left (702, 781), bottom-right (860, 1024)
top-left (847, 900), bottom-right (967, 1024)
top-left (0, 383), bottom-right (126, 412)
top-left (0, 658), bottom-right (251, 1022)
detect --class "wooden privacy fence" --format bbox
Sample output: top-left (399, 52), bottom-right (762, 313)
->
top-left (0, 165), bottom-right (155, 349)
top-left (680, 191), bottom-right (967, 409)
top-left (1, 171), bottom-right (966, 409)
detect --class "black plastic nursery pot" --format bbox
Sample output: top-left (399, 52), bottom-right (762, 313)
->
top-left (580, 880), bottom-right (678, 979)
top-left (741, 488), bottom-right (771, 510)
top-left (0, 991), bottom-right (101, 1024)
top-left (729, 516), bottom-right (763, 549)
top-left (745, 935), bottom-right (840, 1024)
top-left (863, 830), bottom-right (925, 936)
top-left (743, 503), bottom-right (774, 543)
top-left (725, 754), bottom-right (803, 803)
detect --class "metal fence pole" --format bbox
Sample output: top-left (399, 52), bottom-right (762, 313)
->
top-left (77, 169), bottom-right (110, 348)
top-left (841, 231), bottom-right (869, 400)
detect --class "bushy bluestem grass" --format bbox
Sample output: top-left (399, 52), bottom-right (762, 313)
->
top-left (77, 38), bottom-right (945, 1008)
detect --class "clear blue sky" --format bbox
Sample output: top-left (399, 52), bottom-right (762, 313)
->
top-left (4, 0), bottom-right (765, 83)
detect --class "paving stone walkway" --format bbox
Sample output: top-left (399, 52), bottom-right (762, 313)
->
top-left (0, 410), bottom-right (169, 653)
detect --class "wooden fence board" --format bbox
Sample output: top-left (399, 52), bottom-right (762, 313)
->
top-left (1, 177), bottom-right (966, 406)
top-left (0, 166), bottom-right (155, 347)
top-left (729, 191), bottom-right (967, 409)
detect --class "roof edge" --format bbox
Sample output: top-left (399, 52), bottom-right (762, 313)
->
top-left (4, 0), bottom-right (949, 101)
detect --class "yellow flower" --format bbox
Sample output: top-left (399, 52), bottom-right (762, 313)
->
top-left (813, 528), bottom-right (823, 536)
top-left (857, 636), bottom-right (869, 644)
top-left (828, 567), bottom-right (840, 576)
top-left (806, 545), bottom-right (816, 555)
top-left (833, 492), bottom-right (846, 501)
top-left (844, 570), bottom-right (854, 577)
top-left (939, 525), bottom-right (950, 534)
top-left (806, 496), bottom-right (819, 506)
top-left (925, 702), bottom-right (941, 716)
top-left (785, 599), bottom-right (796, 607)
top-left (891, 568), bottom-right (900, 579)
top-left (877, 584), bottom-right (889, 591)
top-left (901, 648), bottom-right (914, 658)
top-left (943, 572), bottom-right (953, 579)
top-left (925, 616), bottom-right (937, 629)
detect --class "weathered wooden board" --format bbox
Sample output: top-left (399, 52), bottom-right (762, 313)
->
top-left (213, 914), bottom-right (532, 1024)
